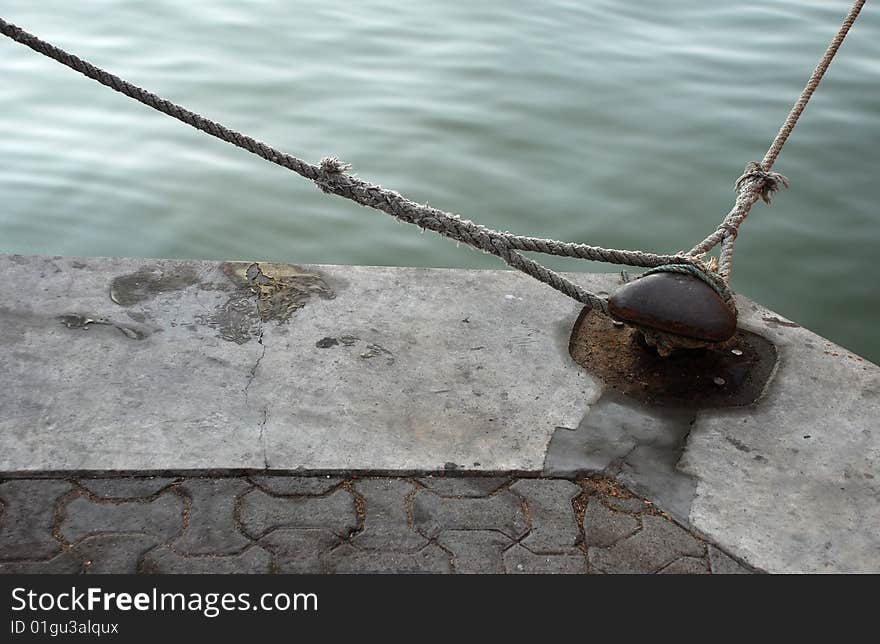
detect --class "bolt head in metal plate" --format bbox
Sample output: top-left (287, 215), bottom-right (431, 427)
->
top-left (608, 272), bottom-right (737, 342)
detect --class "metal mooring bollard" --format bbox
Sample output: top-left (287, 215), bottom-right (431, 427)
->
top-left (607, 272), bottom-right (737, 346)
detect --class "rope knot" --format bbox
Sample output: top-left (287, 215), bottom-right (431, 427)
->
top-left (734, 161), bottom-right (790, 204)
top-left (319, 156), bottom-right (352, 175)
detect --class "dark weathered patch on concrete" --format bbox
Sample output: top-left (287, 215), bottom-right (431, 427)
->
top-left (359, 342), bottom-right (394, 364)
top-left (109, 266), bottom-right (201, 306)
top-left (57, 314), bottom-right (149, 340)
top-left (313, 335), bottom-right (394, 363)
top-left (199, 262), bottom-right (335, 344)
top-left (226, 262), bottom-right (334, 323)
top-left (569, 308), bottom-right (777, 407)
top-left (198, 289), bottom-right (262, 345)
top-left (544, 392), bottom-right (697, 522)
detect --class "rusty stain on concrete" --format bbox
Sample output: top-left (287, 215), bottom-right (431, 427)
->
top-left (197, 262), bottom-right (335, 344)
top-left (568, 308), bottom-right (778, 408)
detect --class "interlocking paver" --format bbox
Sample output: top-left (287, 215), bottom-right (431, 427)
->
top-left (417, 477), bottom-right (509, 498)
top-left (239, 488), bottom-right (357, 538)
top-left (659, 556), bottom-right (710, 574)
top-left (0, 552), bottom-right (83, 574)
top-left (79, 478), bottom-right (176, 499)
top-left (173, 479), bottom-right (251, 554)
top-left (251, 476), bottom-right (343, 496)
top-left (352, 479), bottom-right (426, 551)
top-left (503, 545), bottom-right (586, 574)
top-left (141, 546), bottom-right (272, 574)
top-left (60, 493), bottom-right (184, 543)
top-left (0, 480), bottom-right (72, 560)
top-left (324, 544), bottom-right (452, 574)
top-left (708, 546), bottom-right (752, 574)
top-left (602, 496), bottom-right (650, 514)
top-left (589, 515), bottom-right (704, 574)
top-left (74, 534), bottom-right (162, 573)
top-left (261, 528), bottom-right (340, 573)
top-left (0, 477), bottom-right (731, 574)
top-left (411, 489), bottom-right (528, 539)
top-left (583, 498), bottom-right (640, 547)
top-left (437, 530), bottom-right (512, 574)
top-left (511, 479), bottom-right (580, 552)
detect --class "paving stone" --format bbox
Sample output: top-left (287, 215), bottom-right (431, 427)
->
top-left (239, 489), bottom-right (357, 538)
top-left (324, 544), bottom-right (452, 574)
top-left (141, 546), bottom-right (272, 574)
top-left (511, 479), bottom-right (580, 552)
top-left (437, 530), bottom-right (512, 574)
top-left (173, 479), bottom-right (251, 555)
top-left (352, 479), bottom-right (427, 551)
top-left (0, 480), bottom-right (73, 560)
top-left (601, 495), bottom-right (650, 514)
top-left (0, 475), bottom-right (724, 575)
top-left (589, 515), bottom-right (704, 574)
top-left (74, 534), bottom-right (162, 574)
top-left (262, 529), bottom-right (340, 573)
top-left (276, 558), bottom-right (323, 574)
top-left (583, 498), bottom-right (640, 547)
top-left (61, 493), bottom-right (184, 543)
top-left (708, 546), bottom-right (753, 574)
top-left (79, 477), bottom-right (176, 499)
top-left (503, 545), bottom-right (586, 574)
top-left (0, 552), bottom-right (83, 574)
top-left (417, 477), bottom-right (509, 498)
top-left (411, 489), bottom-right (528, 539)
top-left (251, 476), bottom-right (343, 496)
top-left (659, 556), bottom-right (710, 574)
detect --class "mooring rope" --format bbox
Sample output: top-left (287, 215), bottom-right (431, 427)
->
top-left (689, 0), bottom-right (866, 280)
top-left (0, 0), bottom-right (867, 320)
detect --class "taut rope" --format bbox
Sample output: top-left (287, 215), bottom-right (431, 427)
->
top-left (0, 0), bottom-right (867, 322)
top-left (690, 0), bottom-right (867, 279)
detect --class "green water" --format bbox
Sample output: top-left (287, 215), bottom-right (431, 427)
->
top-left (1, 2), bottom-right (878, 361)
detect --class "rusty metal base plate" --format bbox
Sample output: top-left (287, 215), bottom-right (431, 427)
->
top-left (569, 308), bottom-right (778, 408)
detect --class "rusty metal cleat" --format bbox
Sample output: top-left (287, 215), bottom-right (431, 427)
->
top-left (608, 271), bottom-right (737, 344)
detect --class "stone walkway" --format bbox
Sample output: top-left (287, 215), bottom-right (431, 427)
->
top-left (0, 475), bottom-right (751, 574)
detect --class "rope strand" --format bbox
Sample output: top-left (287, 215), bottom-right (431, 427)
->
top-left (687, 0), bottom-right (867, 280)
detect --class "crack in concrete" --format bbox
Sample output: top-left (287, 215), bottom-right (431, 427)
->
top-left (243, 333), bottom-right (266, 404)
top-left (242, 330), bottom-right (270, 470)
top-left (609, 443), bottom-right (640, 478)
top-left (258, 406), bottom-right (270, 470)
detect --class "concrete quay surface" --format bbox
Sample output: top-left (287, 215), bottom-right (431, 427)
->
top-left (0, 254), bottom-right (878, 573)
